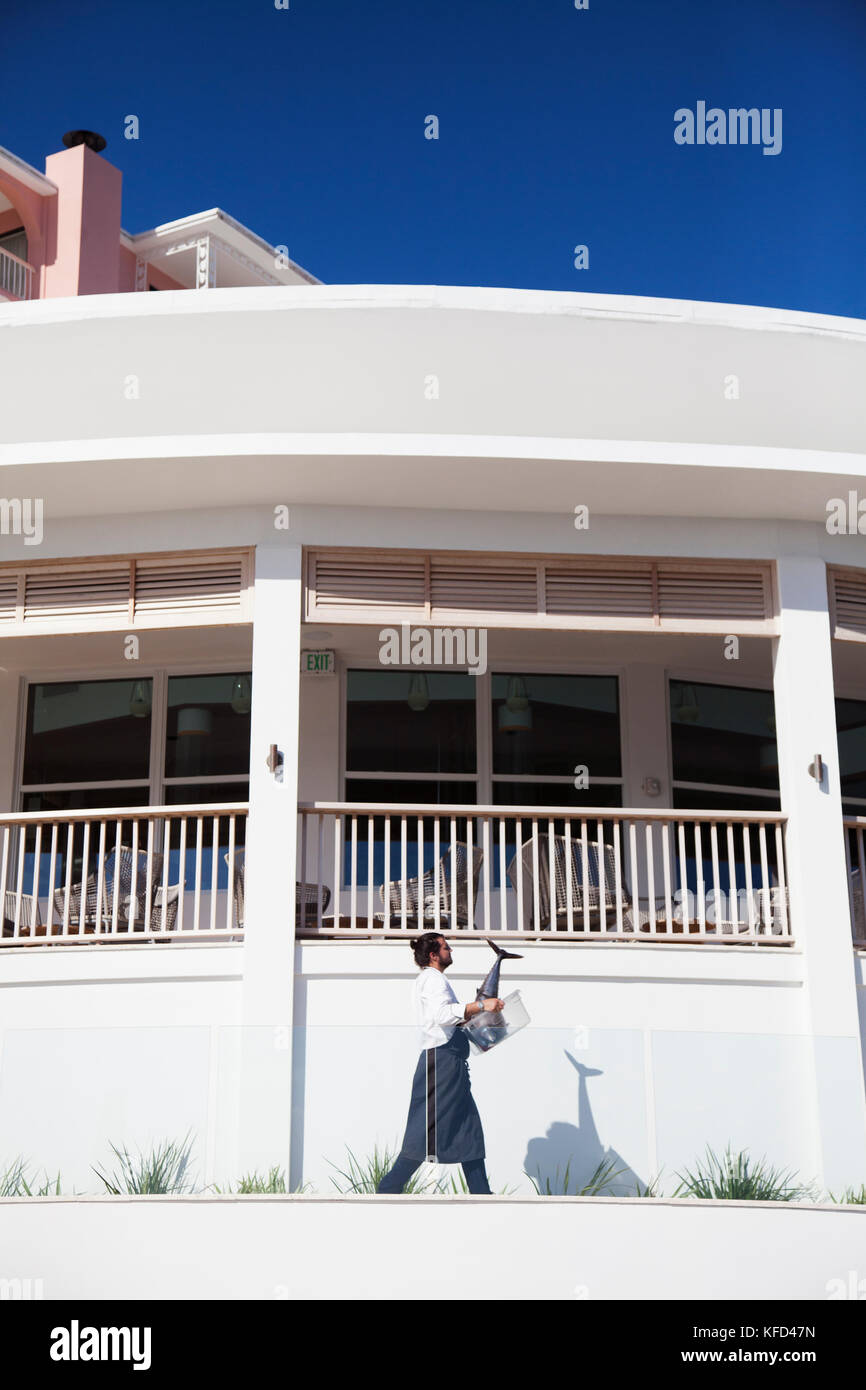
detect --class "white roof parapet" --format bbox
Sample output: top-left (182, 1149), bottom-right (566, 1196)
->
top-left (126, 207), bottom-right (321, 286)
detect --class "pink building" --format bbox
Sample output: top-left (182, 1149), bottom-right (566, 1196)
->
top-left (0, 130), bottom-right (318, 300)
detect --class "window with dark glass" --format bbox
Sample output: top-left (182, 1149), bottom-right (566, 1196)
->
top-left (21, 672), bottom-right (251, 812)
top-left (668, 679), bottom-right (782, 905)
top-left (23, 679), bottom-right (153, 797)
top-left (669, 679), bottom-right (780, 809)
top-left (345, 670), bottom-right (476, 783)
top-left (492, 673), bottom-right (622, 808)
top-left (165, 674), bottom-right (252, 782)
top-left (19, 673), bottom-right (251, 903)
top-left (837, 697), bottom-right (866, 815)
top-left (344, 669), bottom-right (477, 889)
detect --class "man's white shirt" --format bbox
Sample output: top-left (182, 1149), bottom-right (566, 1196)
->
top-left (414, 967), bottom-right (467, 1049)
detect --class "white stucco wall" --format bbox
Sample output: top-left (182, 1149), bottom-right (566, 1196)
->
top-left (0, 945), bottom-right (246, 1193)
top-left (293, 939), bottom-right (827, 1197)
top-left (2, 1194), bottom-right (864, 1301)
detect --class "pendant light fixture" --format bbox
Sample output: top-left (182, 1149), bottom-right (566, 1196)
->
top-left (498, 675), bottom-right (532, 733)
top-left (407, 674), bottom-right (430, 712)
top-left (230, 674), bottom-right (252, 714)
top-left (178, 707), bottom-right (212, 737)
top-left (129, 680), bottom-right (151, 719)
top-left (675, 684), bottom-right (700, 723)
top-left (505, 676), bottom-right (529, 712)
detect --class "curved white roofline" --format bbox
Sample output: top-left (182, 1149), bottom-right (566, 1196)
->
top-left (1, 283), bottom-right (864, 342)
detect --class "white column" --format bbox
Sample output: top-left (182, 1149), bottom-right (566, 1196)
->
top-left (238, 544), bottom-right (302, 1180)
top-left (621, 664), bottom-right (671, 808)
top-left (773, 553), bottom-right (866, 1192)
top-left (620, 664), bottom-right (672, 911)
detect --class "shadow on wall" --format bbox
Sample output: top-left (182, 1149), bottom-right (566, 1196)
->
top-left (524, 1052), bottom-right (647, 1195)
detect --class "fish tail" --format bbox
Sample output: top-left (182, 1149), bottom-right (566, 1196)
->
top-left (486, 937), bottom-right (523, 961)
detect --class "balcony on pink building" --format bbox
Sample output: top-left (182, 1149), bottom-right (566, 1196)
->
top-left (0, 131), bottom-right (319, 301)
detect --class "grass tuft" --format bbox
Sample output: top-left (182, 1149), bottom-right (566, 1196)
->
top-left (327, 1144), bottom-right (436, 1194)
top-left (673, 1144), bottom-right (816, 1202)
top-left (527, 1154), bottom-right (628, 1197)
top-left (827, 1185), bottom-right (866, 1205)
top-left (93, 1133), bottom-right (197, 1195)
top-left (211, 1167), bottom-right (314, 1194)
top-left (0, 1158), bottom-right (62, 1196)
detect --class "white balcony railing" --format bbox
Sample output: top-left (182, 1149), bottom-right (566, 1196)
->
top-left (297, 803), bottom-right (793, 943)
top-left (844, 817), bottom-right (866, 945)
top-left (0, 246), bottom-right (34, 301)
top-left (0, 804), bottom-right (247, 945)
top-left (1, 801), bottom-right (812, 948)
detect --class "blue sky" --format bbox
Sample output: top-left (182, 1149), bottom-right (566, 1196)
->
top-left (2, 0), bottom-right (864, 317)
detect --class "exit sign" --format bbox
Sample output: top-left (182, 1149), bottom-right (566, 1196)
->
top-left (301, 650), bottom-right (335, 676)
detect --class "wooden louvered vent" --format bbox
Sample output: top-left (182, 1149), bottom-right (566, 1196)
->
top-left (830, 567), bottom-right (866, 641)
top-left (313, 551), bottom-right (426, 616)
top-left (430, 558), bottom-right (538, 614)
top-left (134, 555), bottom-right (247, 617)
top-left (24, 566), bottom-right (129, 624)
top-left (0, 550), bottom-right (252, 634)
top-left (0, 572), bottom-right (20, 626)
top-left (305, 549), bottom-right (776, 632)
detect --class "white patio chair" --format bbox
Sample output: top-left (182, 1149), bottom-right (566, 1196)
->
top-left (2, 889), bottom-right (43, 938)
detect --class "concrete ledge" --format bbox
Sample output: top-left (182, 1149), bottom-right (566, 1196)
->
top-left (2, 1195), bottom-right (863, 1300)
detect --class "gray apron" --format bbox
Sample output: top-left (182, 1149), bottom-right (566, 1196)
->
top-left (397, 1026), bottom-right (485, 1163)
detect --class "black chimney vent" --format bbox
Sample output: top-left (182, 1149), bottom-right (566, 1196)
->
top-left (62, 130), bottom-right (107, 153)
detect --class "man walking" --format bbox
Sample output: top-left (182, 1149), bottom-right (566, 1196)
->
top-left (376, 932), bottom-right (504, 1195)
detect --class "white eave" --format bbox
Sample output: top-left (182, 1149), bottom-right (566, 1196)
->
top-left (0, 145), bottom-right (58, 197)
top-left (122, 207), bottom-right (321, 285)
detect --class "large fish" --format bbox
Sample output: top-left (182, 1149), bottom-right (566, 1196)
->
top-left (465, 940), bottom-right (524, 1051)
top-left (476, 939), bottom-right (523, 1001)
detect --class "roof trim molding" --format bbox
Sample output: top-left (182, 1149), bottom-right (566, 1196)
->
top-left (0, 146), bottom-right (58, 196)
top-left (126, 207), bottom-right (320, 285)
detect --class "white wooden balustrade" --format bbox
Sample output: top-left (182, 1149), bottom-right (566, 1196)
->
top-left (17, 803), bottom-right (866, 949)
top-left (297, 803), bottom-right (793, 943)
top-left (0, 804), bottom-right (247, 944)
top-left (0, 246), bottom-right (34, 301)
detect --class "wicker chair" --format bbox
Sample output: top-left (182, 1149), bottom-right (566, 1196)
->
top-left (2, 889), bottom-right (43, 937)
top-left (708, 885), bottom-right (790, 935)
top-left (52, 847), bottom-right (180, 933)
top-left (378, 842), bottom-right (483, 928)
top-left (225, 850), bottom-right (331, 929)
top-left (506, 835), bottom-right (665, 932)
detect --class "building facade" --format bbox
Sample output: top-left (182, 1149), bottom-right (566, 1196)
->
top-left (1, 135), bottom-right (866, 1199)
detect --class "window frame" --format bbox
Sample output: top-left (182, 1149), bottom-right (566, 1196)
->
top-left (16, 663), bottom-right (252, 811)
top-left (341, 661), bottom-right (626, 807)
top-left (665, 671), bottom-right (781, 808)
top-left (833, 681), bottom-right (866, 816)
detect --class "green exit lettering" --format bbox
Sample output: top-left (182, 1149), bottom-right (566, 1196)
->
top-left (302, 650), bottom-right (334, 675)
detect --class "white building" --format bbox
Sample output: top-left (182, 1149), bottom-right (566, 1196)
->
top-left (2, 139), bottom-right (866, 1240)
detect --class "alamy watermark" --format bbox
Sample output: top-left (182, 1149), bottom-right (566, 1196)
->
top-left (0, 497), bottom-right (43, 546)
top-left (826, 1270), bottom-right (866, 1299)
top-left (0, 1276), bottom-right (44, 1300)
top-left (379, 623), bottom-right (487, 676)
top-left (826, 492), bottom-right (866, 535)
top-left (50, 1320), bottom-right (151, 1369)
top-left (674, 103), bottom-right (782, 156)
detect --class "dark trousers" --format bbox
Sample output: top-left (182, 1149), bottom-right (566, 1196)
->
top-left (376, 1154), bottom-right (492, 1194)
